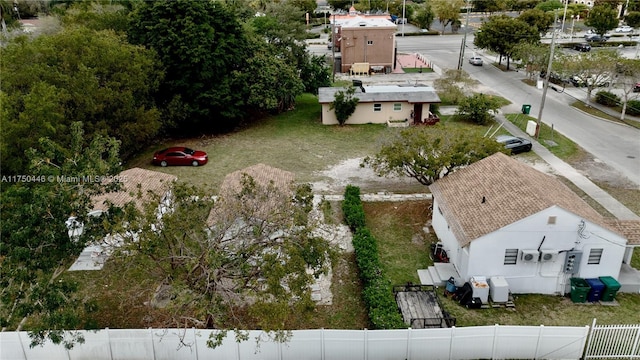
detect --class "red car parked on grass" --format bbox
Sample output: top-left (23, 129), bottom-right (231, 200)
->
top-left (152, 147), bottom-right (208, 167)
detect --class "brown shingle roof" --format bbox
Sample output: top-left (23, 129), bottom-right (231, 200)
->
top-left (91, 168), bottom-right (177, 212)
top-left (429, 153), bottom-right (618, 247)
top-left (604, 219), bottom-right (640, 245)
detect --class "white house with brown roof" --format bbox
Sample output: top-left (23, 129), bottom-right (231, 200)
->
top-left (429, 153), bottom-right (640, 295)
top-left (318, 84), bottom-right (441, 125)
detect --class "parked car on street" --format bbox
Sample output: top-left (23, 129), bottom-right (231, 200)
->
top-left (495, 135), bottom-right (532, 154)
top-left (469, 56), bottom-right (483, 66)
top-left (585, 34), bottom-right (610, 42)
top-left (615, 25), bottom-right (633, 33)
top-left (540, 71), bottom-right (569, 85)
top-left (152, 147), bottom-right (208, 167)
top-left (634, 82), bottom-right (640, 93)
top-left (573, 43), bottom-right (591, 52)
top-left (570, 74), bottom-right (612, 88)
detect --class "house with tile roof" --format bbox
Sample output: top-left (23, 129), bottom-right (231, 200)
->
top-left (318, 84), bottom-right (441, 125)
top-left (428, 153), bottom-right (640, 295)
top-left (68, 168), bottom-right (177, 271)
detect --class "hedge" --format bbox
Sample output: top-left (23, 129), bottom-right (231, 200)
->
top-left (343, 185), bottom-right (405, 329)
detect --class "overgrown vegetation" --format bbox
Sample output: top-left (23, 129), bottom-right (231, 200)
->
top-left (342, 185), bottom-right (405, 329)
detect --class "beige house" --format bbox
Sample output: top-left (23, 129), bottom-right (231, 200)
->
top-left (336, 16), bottom-right (397, 74)
top-left (318, 84), bottom-right (441, 125)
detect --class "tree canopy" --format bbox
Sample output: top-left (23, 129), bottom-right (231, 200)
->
top-left (0, 123), bottom-right (121, 348)
top-left (518, 8), bottom-right (554, 35)
top-left (110, 177), bottom-right (332, 338)
top-left (585, 5), bottom-right (619, 36)
top-left (0, 26), bottom-right (162, 174)
top-left (432, 0), bottom-right (465, 34)
top-left (330, 87), bottom-right (360, 125)
top-left (474, 15), bottom-right (540, 69)
top-left (557, 50), bottom-right (620, 106)
top-left (363, 126), bottom-right (507, 186)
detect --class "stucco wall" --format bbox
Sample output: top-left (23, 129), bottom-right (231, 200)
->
top-left (322, 101), bottom-right (425, 125)
top-left (340, 27), bottom-right (395, 73)
top-left (432, 205), bottom-right (627, 295)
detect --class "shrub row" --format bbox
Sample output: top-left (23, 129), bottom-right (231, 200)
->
top-left (595, 91), bottom-right (640, 116)
top-left (343, 185), bottom-right (405, 329)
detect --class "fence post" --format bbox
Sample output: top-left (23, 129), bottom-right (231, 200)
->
top-left (364, 328), bottom-right (368, 360)
top-left (150, 328), bottom-right (156, 360)
top-left (491, 324), bottom-right (499, 359)
top-left (193, 328), bottom-right (198, 360)
top-left (448, 326), bottom-right (455, 360)
top-left (534, 325), bottom-right (544, 359)
top-left (406, 328), bottom-right (411, 360)
top-left (321, 328), bottom-right (325, 360)
top-left (583, 318), bottom-right (597, 360)
top-left (107, 328), bottom-right (114, 360)
top-left (629, 324), bottom-right (640, 360)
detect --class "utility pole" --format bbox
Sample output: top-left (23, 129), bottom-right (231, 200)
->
top-left (536, 10), bottom-right (559, 139)
top-left (401, 0), bottom-right (406, 37)
top-left (457, 0), bottom-right (471, 70)
top-left (332, 12), bottom-right (336, 82)
top-left (560, 0), bottom-right (569, 34)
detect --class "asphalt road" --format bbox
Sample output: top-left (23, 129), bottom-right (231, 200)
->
top-left (395, 34), bottom-right (640, 188)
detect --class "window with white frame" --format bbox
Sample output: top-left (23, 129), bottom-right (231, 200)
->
top-left (588, 248), bottom-right (603, 264)
top-left (504, 249), bottom-right (518, 265)
top-left (373, 103), bottom-right (382, 112)
top-left (393, 103), bottom-right (402, 111)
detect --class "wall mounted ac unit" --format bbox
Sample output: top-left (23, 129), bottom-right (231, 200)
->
top-left (521, 249), bottom-right (539, 263)
top-left (540, 250), bottom-right (558, 262)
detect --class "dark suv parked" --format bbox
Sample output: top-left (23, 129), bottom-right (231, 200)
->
top-left (573, 43), bottom-right (591, 52)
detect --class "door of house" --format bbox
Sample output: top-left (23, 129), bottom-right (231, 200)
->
top-left (413, 104), bottom-right (422, 125)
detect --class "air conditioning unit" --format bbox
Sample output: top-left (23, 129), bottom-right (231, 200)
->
top-left (521, 249), bottom-right (539, 263)
top-left (540, 250), bottom-right (558, 262)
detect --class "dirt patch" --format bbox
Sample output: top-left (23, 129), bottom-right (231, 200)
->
top-left (310, 157), bottom-right (427, 195)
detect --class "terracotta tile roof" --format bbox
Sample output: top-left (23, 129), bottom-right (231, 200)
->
top-left (604, 219), bottom-right (640, 245)
top-left (91, 168), bottom-right (177, 212)
top-left (219, 164), bottom-right (295, 197)
top-left (207, 164), bottom-right (296, 226)
top-left (429, 153), bottom-right (618, 247)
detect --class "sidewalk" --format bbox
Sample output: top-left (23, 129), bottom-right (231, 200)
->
top-left (494, 111), bottom-right (639, 221)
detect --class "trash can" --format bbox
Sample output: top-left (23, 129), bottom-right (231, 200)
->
top-left (521, 104), bottom-right (532, 114)
top-left (599, 276), bottom-right (621, 302)
top-left (585, 278), bottom-right (605, 302)
top-left (570, 278), bottom-right (590, 303)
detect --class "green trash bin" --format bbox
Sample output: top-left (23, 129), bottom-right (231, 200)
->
top-left (570, 278), bottom-right (590, 303)
top-left (521, 104), bottom-right (532, 114)
top-left (599, 276), bottom-right (621, 302)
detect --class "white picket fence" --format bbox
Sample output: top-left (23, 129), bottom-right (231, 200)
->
top-left (0, 325), bottom-right (591, 360)
top-left (583, 320), bottom-right (640, 359)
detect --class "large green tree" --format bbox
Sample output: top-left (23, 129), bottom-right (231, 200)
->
top-left (511, 42), bottom-right (551, 80)
top-left (363, 126), bottom-right (507, 186)
top-left (585, 4), bottom-right (619, 35)
top-left (110, 177), bottom-right (332, 340)
top-left (474, 14), bottom-right (540, 69)
top-left (0, 123), bottom-right (121, 349)
top-left (127, 0), bottom-right (252, 133)
top-left (455, 93), bottom-right (502, 125)
top-left (432, 0), bottom-right (465, 34)
top-left (610, 59), bottom-right (640, 119)
top-left (518, 8), bottom-right (554, 35)
top-left (558, 50), bottom-right (620, 106)
top-left (330, 87), bottom-right (360, 125)
top-left (413, 2), bottom-right (435, 30)
top-left (0, 26), bottom-right (162, 175)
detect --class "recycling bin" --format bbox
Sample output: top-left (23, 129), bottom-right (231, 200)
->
top-left (585, 278), bottom-right (605, 302)
top-left (570, 278), bottom-right (590, 303)
top-left (599, 276), bottom-right (621, 302)
top-left (521, 104), bottom-right (532, 114)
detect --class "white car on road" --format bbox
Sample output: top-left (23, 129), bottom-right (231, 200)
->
top-left (614, 25), bottom-right (633, 33)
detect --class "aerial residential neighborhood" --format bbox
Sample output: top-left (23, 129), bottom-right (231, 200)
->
top-left (1, 0), bottom-right (639, 359)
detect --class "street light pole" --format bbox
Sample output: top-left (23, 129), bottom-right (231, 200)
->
top-left (402, 0), bottom-right (406, 37)
top-left (457, 0), bottom-right (471, 70)
top-left (560, 0), bottom-right (569, 34)
top-left (536, 10), bottom-right (559, 139)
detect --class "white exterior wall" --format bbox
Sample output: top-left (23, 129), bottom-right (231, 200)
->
top-left (432, 205), bottom-right (627, 295)
top-left (321, 101), bottom-right (418, 125)
top-left (431, 197), bottom-right (463, 267)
